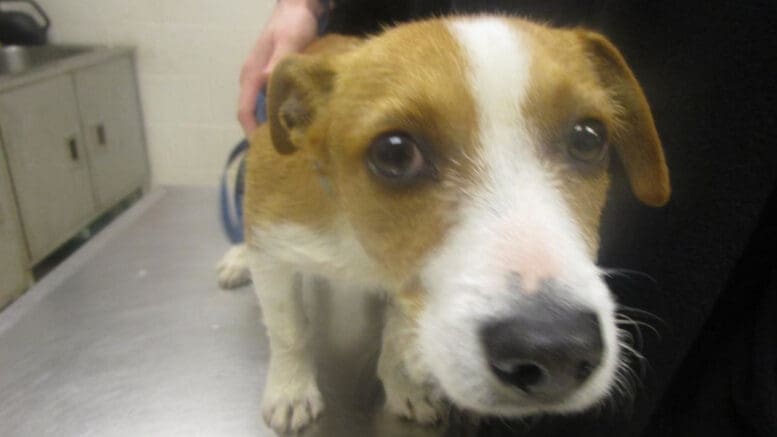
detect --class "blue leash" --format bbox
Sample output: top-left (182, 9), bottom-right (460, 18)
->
top-left (219, 92), bottom-right (266, 243)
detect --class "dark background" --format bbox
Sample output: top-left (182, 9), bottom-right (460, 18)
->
top-left (327, 1), bottom-right (777, 436)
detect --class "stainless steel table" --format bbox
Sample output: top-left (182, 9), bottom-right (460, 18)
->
top-left (0, 187), bottom-right (446, 437)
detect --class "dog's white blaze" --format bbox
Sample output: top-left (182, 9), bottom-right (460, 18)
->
top-left (416, 17), bottom-right (618, 415)
top-left (451, 18), bottom-right (532, 137)
top-left (451, 17), bottom-right (590, 281)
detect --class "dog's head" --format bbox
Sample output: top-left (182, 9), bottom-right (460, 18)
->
top-left (266, 16), bottom-right (669, 416)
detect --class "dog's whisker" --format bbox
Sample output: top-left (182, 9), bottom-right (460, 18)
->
top-left (616, 303), bottom-right (659, 315)
top-left (615, 315), bottom-right (645, 351)
top-left (599, 266), bottom-right (658, 285)
top-left (611, 361), bottom-right (638, 403)
top-left (618, 337), bottom-right (648, 381)
top-left (617, 326), bottom-right (641, 354)
top-left (615, 314), bottom-right (659, 329)
top-left (617, 304), bottom-right (665, 322)
top-left (619, 360), bottom-right (641, 392)
top-left (619, 340), bottom-right (646, 364)
top-left (610, 337), bottom-right (645, 413)
top-left (615, 316), bottom-right (661, 341)
top-left (614, 325), bottom-right (650, 398)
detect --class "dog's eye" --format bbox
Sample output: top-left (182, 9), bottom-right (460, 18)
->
top-left (568, 119), bottom-right (608, 163)
top-left (367, 133), bottom-right (429, 184)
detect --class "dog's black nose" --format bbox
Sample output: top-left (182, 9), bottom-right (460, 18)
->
top-left (480, 302), bottom-right (603, 399)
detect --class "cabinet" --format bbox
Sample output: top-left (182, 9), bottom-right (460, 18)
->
top-left (74, 58), bottom-right (147, 210)
top-left (0, 49), bottom-right (148, 271)
top-left (0, 75), bottom-right (96, 263)
top-left (0, 140), bottom-right (30, 307)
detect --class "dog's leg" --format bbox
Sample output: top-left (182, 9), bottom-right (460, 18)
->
top-left (216, 243), bottom-right (251, 289)
top-left (249, 252), bottom-right (323, 433)
top-left (378, 301), bottom-right (446, 424)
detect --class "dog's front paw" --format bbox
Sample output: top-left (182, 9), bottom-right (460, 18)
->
top-left (383, 373), bottom-right (446, 425)
top-left (261, 378), bottom-right (324, 434)
top-left (216, 244), bottom-right (251, 289)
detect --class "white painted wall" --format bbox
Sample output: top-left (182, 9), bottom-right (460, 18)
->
top-left (34, 0), bottom-right (274, 186)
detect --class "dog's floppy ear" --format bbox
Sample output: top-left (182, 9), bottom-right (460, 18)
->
top-left (579, 31), bottom-right (671, 207)
top-left (266, 54), bottom-right (335, 155)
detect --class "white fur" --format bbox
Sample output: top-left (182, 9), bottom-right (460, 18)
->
top-left (414, 17), bottom-right (619, 415)
top-left (247, 217), bottom-right (449, 430)
top-left (378, 302), bottom-right (446, 424)
top-left (250, 222), bottom-right (385, 288)
top-left (216, 244), bottom-right (251, 289)
top-left (247, 249), bottom-right (324, 433)
top-left (246, 222), bottom-right (390, 432)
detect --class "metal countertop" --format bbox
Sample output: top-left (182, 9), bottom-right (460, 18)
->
top-left (0, 187), bottom-right (447, 437)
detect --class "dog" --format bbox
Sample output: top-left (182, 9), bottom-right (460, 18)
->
top-left (217, 14), bottom-right (670, 434)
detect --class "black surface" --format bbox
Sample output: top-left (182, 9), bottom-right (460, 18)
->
top-left (326, 1), bottom-right (777, 436)
top-left (0, 0), bottom-right (50, 45)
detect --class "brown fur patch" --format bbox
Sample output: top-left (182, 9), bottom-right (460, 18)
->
top-left (579, 30), bottom-right (670, 207)
top-left (250, 20), bottom-right (480, 283)
top-left (323, 20), bottom-right (480, 281)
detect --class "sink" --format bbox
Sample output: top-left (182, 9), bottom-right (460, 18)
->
top-left (0, 45), bottom-right (93, 76)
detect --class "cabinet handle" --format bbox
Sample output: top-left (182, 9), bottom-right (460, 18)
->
top-left (66, 136), bottom-right (79, 161)
top-left (96, 123), bottom-right (107, 147)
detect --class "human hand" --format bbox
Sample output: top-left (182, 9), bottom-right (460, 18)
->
top-left (238, 0), bottom-right (324, 136)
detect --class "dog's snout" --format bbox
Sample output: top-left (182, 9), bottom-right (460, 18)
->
top-left (480, 303), bottom-right (603, 399)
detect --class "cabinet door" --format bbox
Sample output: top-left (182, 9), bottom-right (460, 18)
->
top-left (74, 57), bottom-right (148, 209)
top-left (0, 142), bottom-right (30, 307)
top-left (0, 76), bottom-right (96, 263)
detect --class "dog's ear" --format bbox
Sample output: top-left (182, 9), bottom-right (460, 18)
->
top-left (267, 54), bottom-right (335, 155)
top-left (579, 31), bottom-right (671, 207)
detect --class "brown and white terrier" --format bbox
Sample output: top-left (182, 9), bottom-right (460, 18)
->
top-left (217, 14), bottom-right (670, 434)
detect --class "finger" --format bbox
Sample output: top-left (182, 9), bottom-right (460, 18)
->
top-left (240, 33), bottom-right (273, 85)
top-left (238, 36), bottom-right (276, 135)
top-left (263, 40), bottom-right (304, 77)
top-left (238, 81), bottom-right (260, 136)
